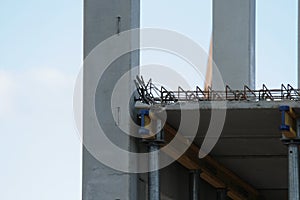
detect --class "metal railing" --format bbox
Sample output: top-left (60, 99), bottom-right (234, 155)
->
top-left (134, 76), bottom-right (300, 105)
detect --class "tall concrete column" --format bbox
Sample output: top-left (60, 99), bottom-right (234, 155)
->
top-left (213, 0), bottom-right (256, 89)
top-left (83, 0), bottom-right (140, 200)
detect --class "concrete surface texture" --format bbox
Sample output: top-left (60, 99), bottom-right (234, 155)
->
top-left (213, 0), bottom-right (256, 90)
top-left (83, 0), bottom-right (139, 199)
top-left (83, 0), bottom-right (197, 199)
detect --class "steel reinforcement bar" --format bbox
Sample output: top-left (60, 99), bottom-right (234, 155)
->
top-left (134, 76), bottom-right (300, 104)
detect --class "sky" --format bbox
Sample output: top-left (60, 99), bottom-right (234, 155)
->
top-left (0, 0), bottom-right (298, 200)
top-left (0, 0), bottom-right (83, 199)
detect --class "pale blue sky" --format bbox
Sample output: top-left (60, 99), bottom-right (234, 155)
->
top-left (0, 1), bottom-right (297, 200)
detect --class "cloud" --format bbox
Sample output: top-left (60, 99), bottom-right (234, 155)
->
top-left (0, 70), bottom-right (16, 118)
top-left (0, 67), bottom-right (81, 200)
top-left (0, 67), bottom-right (76, 120)
top-left (26, 67), bottom-right (74, 89)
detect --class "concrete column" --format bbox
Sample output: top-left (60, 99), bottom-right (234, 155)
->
top-left (213, 0), bottom-right (256, 89)
top-left (83, 0), bottom-right (140, 200)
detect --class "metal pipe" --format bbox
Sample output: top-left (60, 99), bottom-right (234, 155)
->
top-left (217, 188), bottom-right (227, 200)
top-left (297, 119), bottom-right (300, 137)
top-left (189, 170), bottom-right (200, 200)
top-left (287, 119), bottom-right (300, 200)
top-left (148, 143), bottom-right (160, 200)
top-left (298, 0), bottom-right (300, 89)
top-left (288, 142), bottom-right (299, 200)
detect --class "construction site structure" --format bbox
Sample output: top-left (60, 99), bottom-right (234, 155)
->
top-left (82, 0), bottom-right (300, 199)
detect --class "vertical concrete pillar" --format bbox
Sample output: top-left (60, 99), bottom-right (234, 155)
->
top-left (213, 0), bottom-right (256, 89)
top-left (83, 0), bottom-right (140, 200)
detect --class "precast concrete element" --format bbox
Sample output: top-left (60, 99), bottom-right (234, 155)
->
top-left (83, 0), bottom-right (139, 199)
top-left (213, 0), bottom-right (256, 89)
